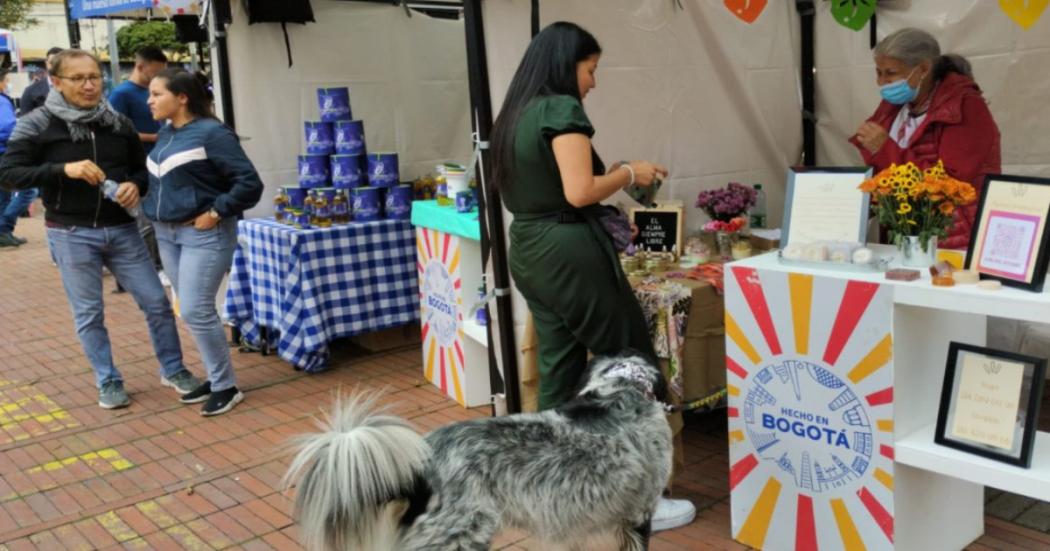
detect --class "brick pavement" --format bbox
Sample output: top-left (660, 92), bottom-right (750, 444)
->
top-left (1, 214), bottom-right (1048, 550)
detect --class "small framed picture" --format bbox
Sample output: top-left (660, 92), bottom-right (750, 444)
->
top-left (965, 174), bottom-right (1050, 292)
top-left (935, 342), bottom-right (1046, 468)
top-left (781, 166), bottom-right (872, 247)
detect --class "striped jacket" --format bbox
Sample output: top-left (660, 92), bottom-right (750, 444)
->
top-left (143, 117), bottom-right (263, 223)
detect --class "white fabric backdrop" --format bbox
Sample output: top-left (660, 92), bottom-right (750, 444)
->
top-left (815, 0), bottom-right (1050, 178)
top-left (481, 0), bottom-right (804, 391)
top-left (224, 0), bottom-right (474, 218)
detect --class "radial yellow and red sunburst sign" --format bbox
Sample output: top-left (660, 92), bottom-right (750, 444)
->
top-left (416, 227), bottom-right (468, 405)
top-left (726, 267), bottom-right (895, 550)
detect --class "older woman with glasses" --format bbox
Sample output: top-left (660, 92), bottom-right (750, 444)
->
top-left (0, 49), bottom-right (198, 410)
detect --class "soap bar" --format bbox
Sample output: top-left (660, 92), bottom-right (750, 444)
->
top-left (952, 270), bottom-right (980, 284)
top-left (782, 244), bottom-right (805, 260)
top-left (852, 247), bottom-right (874, 264)
top-left (802, 244), bottom-right (828, 262)
top-left (932, 275), bottom-right (955, 287)
top-left (978, 280), bottom-right (1002, 291)
top-left (886, 268), bottom-right (921, 281)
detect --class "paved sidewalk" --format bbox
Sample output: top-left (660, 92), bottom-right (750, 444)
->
top-left (0, 214), bottom-right (1047, 550)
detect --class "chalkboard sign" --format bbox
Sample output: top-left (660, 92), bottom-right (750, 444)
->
top-left (630, 206), bottom-right (683, 254)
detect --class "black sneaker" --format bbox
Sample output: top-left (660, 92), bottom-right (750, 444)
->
top-left (179, 381), bottom-right (211, 404)
top-left (201, 387), bottom-right (244, 417)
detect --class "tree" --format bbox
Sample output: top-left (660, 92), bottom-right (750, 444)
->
top-left (115, 21), bottom-right (187, 60)
top-left (0, 0), bottom-right (39, 30)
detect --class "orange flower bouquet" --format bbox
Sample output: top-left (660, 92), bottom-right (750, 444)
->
top-left (858, 161), bottom-right (977, 257)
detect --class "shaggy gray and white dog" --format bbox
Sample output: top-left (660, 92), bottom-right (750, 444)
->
top-left (283, 350), bottom-right (674, 551)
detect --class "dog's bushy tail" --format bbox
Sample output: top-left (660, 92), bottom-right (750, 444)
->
top-left (282, 393), bottom-right (430, 551)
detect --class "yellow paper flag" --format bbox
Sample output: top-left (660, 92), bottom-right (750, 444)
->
top-left (1000, 0), bottom-right (1048, 30)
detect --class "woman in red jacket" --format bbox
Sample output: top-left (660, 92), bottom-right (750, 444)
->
top-left (850, 28), bottom-right (1000, 250)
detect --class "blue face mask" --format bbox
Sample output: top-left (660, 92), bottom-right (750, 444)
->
top-left (880, 67), bottom-right (920, 105)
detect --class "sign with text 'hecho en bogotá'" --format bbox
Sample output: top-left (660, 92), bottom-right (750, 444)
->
top-left (417, 227), bottom-right (467, 406)
top-left (726, 267), bottom-right (895, 550)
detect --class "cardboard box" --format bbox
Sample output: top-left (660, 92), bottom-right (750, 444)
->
top-left (750, 233), bottom-right (780, 251)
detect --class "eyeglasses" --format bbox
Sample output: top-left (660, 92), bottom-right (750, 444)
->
top-left (56, 75), bottom-right (103, 87)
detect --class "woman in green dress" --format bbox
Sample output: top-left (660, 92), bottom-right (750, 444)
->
top-left (491, 21), bottom-right (695, 532)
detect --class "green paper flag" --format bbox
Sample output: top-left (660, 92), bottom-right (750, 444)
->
top-left (831, 0), bottom-right (877, 32)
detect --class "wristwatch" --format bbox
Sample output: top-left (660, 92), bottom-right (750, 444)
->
top-left (207, 208), bottom-right (220, 220)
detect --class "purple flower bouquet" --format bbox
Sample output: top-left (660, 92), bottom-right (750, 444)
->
top-left (695, 182), bottom-right (756, 223)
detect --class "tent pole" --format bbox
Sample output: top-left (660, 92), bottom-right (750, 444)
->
top-left (530, 0), bottom-right (539, 36)
top-left (463, 0), bottom-right (521, 415)
top-left (107, 19), bottom-right (121, 86)
top-left (797, 0), bottom-right (816, 166)
top-left (211, 0), bottom-right (236, 130)
top-left (62, 0), bottom-right (82, 48)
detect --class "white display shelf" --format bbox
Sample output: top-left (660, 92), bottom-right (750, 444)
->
top-left (462, 318), bottom-right (489, 348)
top-left (896, 424), bottom-right (1050, 502)
top-left (740, 246), bottom-right (1050, 324)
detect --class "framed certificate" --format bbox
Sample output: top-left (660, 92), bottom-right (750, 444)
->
top-left (935, 342), bottom-right (1046, 467)
top-left (781, 167), bottom-right (872, 247)
top-left (965, 174), bottom-right (1050, 292)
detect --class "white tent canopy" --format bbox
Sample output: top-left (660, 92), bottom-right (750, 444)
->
top-left (222, 0), bottom-right (473, 217)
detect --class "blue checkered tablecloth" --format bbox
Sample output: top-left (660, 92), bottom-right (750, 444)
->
top-left (222, 217), bottom-right (419, 372)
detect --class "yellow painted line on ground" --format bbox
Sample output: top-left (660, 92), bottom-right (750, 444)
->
top-left (96, 511), bottom-right (138, 543)
top-left (0, 384), bottom-right (80, 437)
top-left (165, 524), bottom-right (212, 551)
top-left (136, 500), bottom-right (178, 529)
top-left (27, 447), bottom-right (134, 474)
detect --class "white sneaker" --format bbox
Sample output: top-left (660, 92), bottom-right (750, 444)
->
top-left (158, 271), bottom-right (172, 287)
top-left (651, 497), bottom-right (696, 532)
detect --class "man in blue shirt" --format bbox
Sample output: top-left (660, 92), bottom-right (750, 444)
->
top-left (109, 45), bottom-right (167, 154)
top-left (0, 68), bottom-right (31, 247)
top-left (109, 46), bottom-right (168, 286)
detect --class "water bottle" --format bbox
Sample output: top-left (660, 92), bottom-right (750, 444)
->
top-left (102, 180), bottom-right (141, 218)
top-left (749, 183), bottom-right (766, 229)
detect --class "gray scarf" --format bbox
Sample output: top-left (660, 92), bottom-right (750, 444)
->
top-left (43, 88), bottom-right (125, 142)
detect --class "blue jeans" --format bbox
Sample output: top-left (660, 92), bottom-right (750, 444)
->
top-left (46, 223), bottom-right (186, 389)
top-left (0, 188), bottom-right (40, 234)
top-left (153, 218), bottom-right (238, 392)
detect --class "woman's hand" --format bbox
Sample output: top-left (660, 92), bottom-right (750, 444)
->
top-left (114, 182), bottom-right (140, 209)
top-left (624, 161), bottom-right (669, 187)
top-left (191, 211), bottom-right (220, 230)
top-left (855, 121), bottom-right (889, 154)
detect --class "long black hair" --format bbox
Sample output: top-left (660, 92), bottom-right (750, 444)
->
top-left (490, 22), bottom-right (601, 189)
top-left (155, 67), bottom-right (215, 120)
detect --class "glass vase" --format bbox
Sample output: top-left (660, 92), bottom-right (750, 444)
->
top-left (716, 231), bottom-right (733, 262)
top-left (899, 235), bottom-right (937, 268)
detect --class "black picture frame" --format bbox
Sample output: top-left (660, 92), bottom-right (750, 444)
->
top-left (964, 174), bottom-right (1050, 292)
top-left (935, 342), bottom-right (1046, 468)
